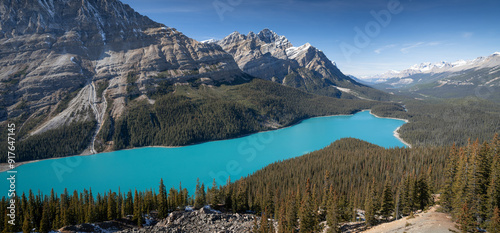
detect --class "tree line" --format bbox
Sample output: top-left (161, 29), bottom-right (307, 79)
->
top-left (0, 138), bottom-right (448, 232)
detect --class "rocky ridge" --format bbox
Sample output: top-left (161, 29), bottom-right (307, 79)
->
top-left (213, 29), bottom-right (385, 99)
top-left (59, 207), bottom-right (258, 233)
top-left (0, 0), bottom-right (245, 140)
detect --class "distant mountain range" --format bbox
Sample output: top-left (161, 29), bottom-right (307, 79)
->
top-left (357, 52), bottom-right (500, 102)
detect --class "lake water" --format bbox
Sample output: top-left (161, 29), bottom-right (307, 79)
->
top-left (1, 110), bottom-right (407, 197)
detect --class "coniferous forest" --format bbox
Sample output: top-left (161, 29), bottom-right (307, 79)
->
top-left (2, 135), bottom-right (498, 232)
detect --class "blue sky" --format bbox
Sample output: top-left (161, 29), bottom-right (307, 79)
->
top-left (121, 0), bottom-right (500, 77)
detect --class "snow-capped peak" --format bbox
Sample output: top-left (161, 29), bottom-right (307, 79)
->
top-left (451, 59), bottom-right (467, 67)
top-left (492, 52), bottom-right (500, 56)
top-left (201, 39), bottom-right (217, 44)
top-left (286, 43), bottom-right (312, 60)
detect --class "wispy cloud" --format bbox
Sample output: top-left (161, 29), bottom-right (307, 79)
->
top-left (400, 41), bottom-right (442, 53)
top-left (374, 44), bottom-right (397, 54)
top-left (462, 32), bottom-right (473, 39)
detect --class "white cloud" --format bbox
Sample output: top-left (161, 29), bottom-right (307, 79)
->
top-left (374, 44), bottom-right (397, 54)
top-left (400, 41), bottom-right (442, 53)
top-left (401, 42), bottom-right (425, 53)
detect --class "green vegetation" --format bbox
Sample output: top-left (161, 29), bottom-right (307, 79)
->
top-left (0, 138), bottom-right (447, 232)
top-left (441, 134), bottom-right (500, 232)
top-left (109, 79), bottom-right (381, 150)
top-left (373, 98), bottom-right (500, 147)
top-left (0, 120), bottom-right (95, 162)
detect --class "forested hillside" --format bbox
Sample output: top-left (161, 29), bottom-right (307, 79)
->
top-left (441, 135), bottom-right (500, 232)
top-left (0, 138), bottom-right (449, 232)
top-left (372, 98), bottom-right (500, 147)
top-left (98, 79), bottom-right (386, 151)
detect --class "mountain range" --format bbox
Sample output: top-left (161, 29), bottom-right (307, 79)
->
top-left (211, 29), bottom-right (390, 100)
top-left (0, 0), bottom-right (393, 161)
top-left (359, 52), bottom-right (500, 102)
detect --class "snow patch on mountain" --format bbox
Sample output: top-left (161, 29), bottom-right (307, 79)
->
top-left (201, 39), bottom-right (217, 44)
top-left (366, 52), bottom-right (500, 85)
top-left (286, 43), bottom-right (312, 60)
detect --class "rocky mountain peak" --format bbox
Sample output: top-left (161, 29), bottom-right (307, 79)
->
top-left (0, 0), bottom-right (161, 40)
top-left (216, 29), bottom-right (383, 99)
top-left (0, 0), bottom-right (244, 132)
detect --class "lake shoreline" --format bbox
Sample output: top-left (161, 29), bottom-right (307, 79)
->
top-left (368, 110), bottom-right (412, 148)
top-left (0, 109), bottom-right (411, 172)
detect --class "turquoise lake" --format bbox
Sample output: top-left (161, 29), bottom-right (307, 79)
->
top-left (1, 110), bottom-right (407, 197)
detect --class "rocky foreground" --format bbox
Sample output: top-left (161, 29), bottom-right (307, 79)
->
top-left (60, 207), bottom-right (258, 233)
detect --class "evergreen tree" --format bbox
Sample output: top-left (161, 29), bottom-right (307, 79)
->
top-left (489, 207), bottom-right (500, 233)
top-left (286, 191), bottom-right (298, 232)
top-left (39, 202), bottom-right (50, 233)
top-left (488, 138), bottom-right (500, 220)
top-left (133, 190), bottom-right (143, 227)
top-left (380, 181), bottom-right (394, 221)
top-left (158, 178), bottom-right (168, 219)
top-left (107, 191), bottom-right (116, 220)
top-left (457, 203), bottom-right (475, 233)
top-left (442, 144), bottom-right (458, 211)
top-left (326, 186), bottom-right (340, 233)
top-left (259, 209), bottom-right (269, 233)
top-left (452, 148), bottom-right (469, 217)
top-left (299, 179), bottom-right (317, 233)
top-left (416, 175), bottom-right (430, 210)
top-left (22, 214), bottom-right (30, 233)
top-left (194, 178), bottom-right (206, 209)
top-left (364, 181), bottom-right (378, 227)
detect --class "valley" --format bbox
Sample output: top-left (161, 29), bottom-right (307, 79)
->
top-left (0, 0), bottom-right (499, 232)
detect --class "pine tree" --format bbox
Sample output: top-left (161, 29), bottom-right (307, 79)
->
top-left (107, 191), bottom-right (116, 220)
top-left (22, 214), bottom-right (30, 233)
top-left (457, 203), bottom-right (475, 233)
top-left (442, 144), bottom-right (459, 211)
top-left (133, 190), bottom-right (143, 227)
top-left (416, 175), bottom-right (430, 210)
top-left (158, 178), bottom-right (168, 219)
top-left (194, 178), bottom-right (206, 209)
top-left (452, 148), bottom-right (469, 217)
top-left (299, 179), bottom-right (317, 233)
top-left (380, 181), bottom-right (394, 221)
top-left (475, 142), bottom-right (491, 223)
top-left (364, 181), bottom-right (378, 227)
top-left (326, 186), bottom-right (340, 233)
top-left (489, 207), bottom-right (500, 233)
top-left (278, 200), bottom-right (287, 233)
top-left (286, 191), bottom-right (298, 232)
top-left (259, 209), bottom-right (269, 233)
top-left (3, 210), bottom-right (13, 233)
top-left (39, 202), bottom-right (50, 233)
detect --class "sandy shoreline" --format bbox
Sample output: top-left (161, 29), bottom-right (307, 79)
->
top-left (0, 109), bottom-right (412, 172)
top-left (368, 110), bottom-right (412, 148)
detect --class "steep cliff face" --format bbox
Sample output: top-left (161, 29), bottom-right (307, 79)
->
top-left (0, 0), bottom-right (244, 135)
top-left (215, 29), bottom-right (385, 99)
